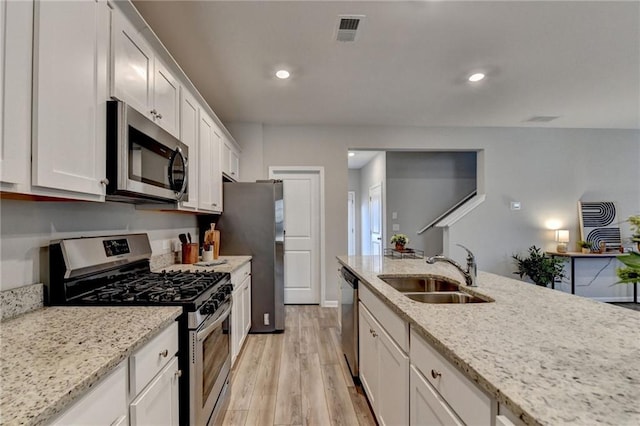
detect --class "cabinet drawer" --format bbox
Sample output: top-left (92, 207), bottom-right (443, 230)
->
top-left (130, 322), bottom-right (179, 397)
top-left (410, 327), bottom-right (491, 425)
top-left (359, 284), bottom-right (408, 352)
top-left (231, 262), bottom-right (251, 288)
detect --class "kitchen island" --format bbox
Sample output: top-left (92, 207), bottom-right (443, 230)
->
top-left (338, 255), bottom-right (640, 426)
top-left (0, 306), bottom-right (182, 425)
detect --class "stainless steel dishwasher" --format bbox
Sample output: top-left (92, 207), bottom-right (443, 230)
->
top-left (340, 266), bottom-right (359, 379)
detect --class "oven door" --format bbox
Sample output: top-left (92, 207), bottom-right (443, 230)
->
top-left (189, 301), bottom-right (232, 426)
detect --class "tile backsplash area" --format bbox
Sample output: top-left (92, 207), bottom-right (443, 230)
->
top-left (1, 283), bottom-right (44, 321)
top-left (1, 253), bottom-right (179, 321)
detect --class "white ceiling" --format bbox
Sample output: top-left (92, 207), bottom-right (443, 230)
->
top-left (133, 1), bottom-right (640, 129)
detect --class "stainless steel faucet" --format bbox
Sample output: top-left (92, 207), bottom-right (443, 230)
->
top-left (426, 244), bottom-right (477, 287)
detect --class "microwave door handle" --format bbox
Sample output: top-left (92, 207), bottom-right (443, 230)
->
top-left (196, 303), bottom-right (232, 342)
top-left (169, 147), bottom-right (188, 201)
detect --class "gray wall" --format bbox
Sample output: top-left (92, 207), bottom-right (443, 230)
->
top-left (230, 123), bottom-right (640, 303)
top-left (0, 199), bottom-right (197, 290)
top-left (386, 151), bottom-right (477, 256)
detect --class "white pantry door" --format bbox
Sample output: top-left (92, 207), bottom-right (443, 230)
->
top-left (271, 169), bottom-right (321, 304)
top-left (370, 183), bottom-right (383, 255)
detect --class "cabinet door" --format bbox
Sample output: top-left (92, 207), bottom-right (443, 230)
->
top-left (358, 303), bottom-right (378, 408)
top-left (231, 285), bottom-right (243, 365)
top-left (0, 0), bottom-right (32, 188)
top-left (179, 91), bottom-right (199, 210)
top-left (130, 356), bottom-right (180, 426)
top-left (222, 140), bottom-right (231, 176)
top-left (243, 275), bottom-right (252, 336)
top-left (153, 59), bottom-right (180, 138)
top-left (112, 8), bottom-right (152, 117)
top-left (198, 110), bottom-right (214, 212)
top-left (51, 362), bottom-right (127, 426)
top-left (211, 126), bottom-right (223, 212)
top-left (410, 365), bottom-right (463, 426)
top-left (32, 0), bottom-right (108, 198)
top-left (378, 323), bottom-right (409, 426)
top-left (230, 148), bottom-right (240, 181)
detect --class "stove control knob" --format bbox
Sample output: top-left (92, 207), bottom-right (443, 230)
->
top-left (200, 302), bottom-right (216, 315)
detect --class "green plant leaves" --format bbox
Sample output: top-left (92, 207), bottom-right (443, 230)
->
top-left (512, 245), bottom-right (566, 287)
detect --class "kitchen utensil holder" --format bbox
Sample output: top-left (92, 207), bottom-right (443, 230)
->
top-left (182, 243), bottom-right (199, 264)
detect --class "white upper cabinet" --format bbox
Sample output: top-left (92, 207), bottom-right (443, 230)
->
top-left (179, 90), bottom-right (199, 210)
top-left (153, 59), bottom-right (180, 137)
top-left (31, 0), bottom-right (109, 199)
top-left (112, 8), bottom-right (180, 138)
top-left (112, 9), bottom-right (152, 118)
top-left (222, 137), bottom-right (241, 181)
top-left (0, 0), bottom-right (32, 190)
top-left (198, 110), bottom-right (222, 213)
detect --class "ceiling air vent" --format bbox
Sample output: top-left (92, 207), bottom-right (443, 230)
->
top-left (524, 116), bottom-right (560, 123)
top-left (336, 15), bottom-right (365, 42)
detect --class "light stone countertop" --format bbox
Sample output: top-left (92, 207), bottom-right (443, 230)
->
top-left (0, 306), bottom-right (182, 426)
top-left (156, 255), bottom-right (252, 275)
top-left (337, 255), bottom-right (640, 426)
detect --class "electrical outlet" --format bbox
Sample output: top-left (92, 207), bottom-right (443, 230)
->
top-left (392, 212), bottom-right (398, 219)
top-left (510, 201), bottom-right (522, 211)
top-left (162, 239), bottom-right (170, 250)
top-left (263, 313), bottom-right (270, 325)
top-left (392, 224), bottom-right (400, 231)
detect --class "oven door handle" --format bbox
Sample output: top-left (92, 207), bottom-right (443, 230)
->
top-left (196, 302), bottom-right (232, 342)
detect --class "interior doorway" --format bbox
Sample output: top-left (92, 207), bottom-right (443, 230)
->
top-left (348, 191), bottom-right (356, 255)
top-left (269, 167), bottom-right (324, 305)
top-left (369, 183), bottom-right (383, 256)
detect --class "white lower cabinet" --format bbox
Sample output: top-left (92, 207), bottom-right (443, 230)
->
top-left (358, 301), bottom-right (409, 426)
top-left (410, 327), bottom-right (494, 425)
top-left (49, 361), bottom-right (127, 426)
top-left (231, 262), bottom-right (252, 365)
top-left (130, 357), bottom-right (180, 426)
top-left (47, 322), bottom-right (179, 426)
top-left (410, 365), bottom-right (463, 426)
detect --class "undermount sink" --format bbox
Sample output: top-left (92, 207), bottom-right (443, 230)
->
top-left (404, 292), bottom-right (490, 304)
top-left (378, 275), bottom-right (460, 293)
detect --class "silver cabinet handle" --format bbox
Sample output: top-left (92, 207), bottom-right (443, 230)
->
top-left (431, 369), bottom-right (442, 379)
top-left (159, 349), bottom-right (168, 358)
top-left (100, 178), bottom-right (109, 185)
top-left (156, 113), bottom-right (163, 119)
top-left (150, 109), bottom-right (157, 116)
top-left (369, 328), bottom-right (377, 338)
top-left (175, 369), bottom-right (182, 378)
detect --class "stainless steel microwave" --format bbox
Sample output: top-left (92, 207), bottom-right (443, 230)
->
top-left (106, 100), bottom-right (188, 203)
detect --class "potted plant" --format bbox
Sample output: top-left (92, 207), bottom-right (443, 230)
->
top-left (512, 246), bottom-right (566, 287)
top-left (577, 240), bottom-right (592, 254)
top-left (616, 252), bottom-right (640, 285)
top-left (390, 233), bottom-right (409, 251)
top-left (627, 215), bottom-right (640, 251)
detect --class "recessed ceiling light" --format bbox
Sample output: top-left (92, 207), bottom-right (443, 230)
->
top-left (275, 70), bottom-right (290, 79)
top-left (468, 72), bottom-right (485, 82)
top-left (348, 152), bottom-right (355, 157)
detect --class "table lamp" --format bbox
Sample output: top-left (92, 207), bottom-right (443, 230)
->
top-left (556, 230), bottom-right (569, 253)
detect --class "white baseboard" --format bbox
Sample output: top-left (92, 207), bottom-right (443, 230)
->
top-left (322, 300), bottom-right (338, 308)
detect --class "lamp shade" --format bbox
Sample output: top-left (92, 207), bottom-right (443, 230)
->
top-left (555, 229), bottom-right (570, 243)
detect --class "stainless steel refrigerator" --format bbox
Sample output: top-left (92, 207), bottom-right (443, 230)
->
top-left (217, 180), bottom-right (285, 333)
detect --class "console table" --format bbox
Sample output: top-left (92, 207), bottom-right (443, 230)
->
top-left (547, 251), bottom-right (637, 303)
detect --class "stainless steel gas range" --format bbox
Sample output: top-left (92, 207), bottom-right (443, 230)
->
top-left (47, 233), bottom-right (232, 426)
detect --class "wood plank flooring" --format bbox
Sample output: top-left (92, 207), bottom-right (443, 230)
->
top-left (222, 305), bottom-right (376, 426)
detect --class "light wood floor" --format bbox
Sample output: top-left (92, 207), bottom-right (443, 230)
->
top-left (221, 305), bottom-right (376, 426)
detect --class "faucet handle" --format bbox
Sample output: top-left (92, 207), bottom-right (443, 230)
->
top-left (456, 244), bottom-right (475, 261)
